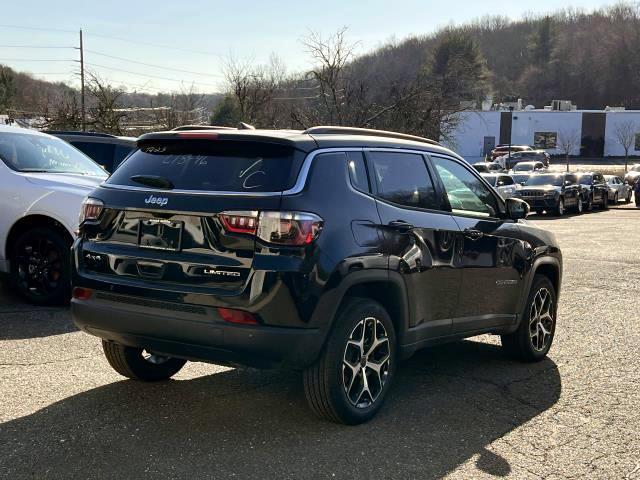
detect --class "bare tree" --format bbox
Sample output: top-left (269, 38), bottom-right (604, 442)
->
top-left (40, 90), bottom-right (82, 130)
top-left (223, 54), bottom-right (285, 125)
top-left (301, 27), bottom-right (358, 125)
top-left (612, 119), bottom-right (638, 172)
top-left (86, 73), bottom-right (127, 134)
top-left (558, 129), bottom-right (580, 172)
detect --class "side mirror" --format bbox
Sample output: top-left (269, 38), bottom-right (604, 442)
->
top-left (497, 181), bottom-right (505, 186)
top-left (505, 198), bottom-right (529, 220)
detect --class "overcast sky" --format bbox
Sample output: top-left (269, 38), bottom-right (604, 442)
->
top-left (0, 0), bottom-right (621, 94)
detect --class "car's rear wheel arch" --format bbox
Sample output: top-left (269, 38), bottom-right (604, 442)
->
top-left (6, 215), bottom-right (73, 262)
top-left (339, 277), bottom-right (408, 344)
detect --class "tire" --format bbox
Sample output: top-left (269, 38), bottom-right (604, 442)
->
top-left (303, 298), bottom-right (396, 425)
top-left (9, 227), bottom-right (71, 305)
top-left (102, 341), bottom-right (187, 381)
top-left (501, 275), bottom-right (557, 362)
top-left (574, 196), bottom-right (583, 214)
top-left (554, 198), bottom-right (564, 217)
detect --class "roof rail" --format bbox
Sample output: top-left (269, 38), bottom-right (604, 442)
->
top-left (303, 126), bottom-right (439, 145)
top-left (45, 130), bottom-right (116, 138)
top-left (171, 125), bottom-right (236, 131)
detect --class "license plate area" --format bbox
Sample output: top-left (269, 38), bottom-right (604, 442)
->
top-left (137, 219), bottom-right (183, 251)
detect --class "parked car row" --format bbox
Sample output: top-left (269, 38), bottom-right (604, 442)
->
top-left (478, 169), bottom-right (632, 214)
top-left (513, 171), bottom-right (630, 216)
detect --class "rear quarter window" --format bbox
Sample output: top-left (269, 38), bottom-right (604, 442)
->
top-left (106, 140), bottom-right (304, 192)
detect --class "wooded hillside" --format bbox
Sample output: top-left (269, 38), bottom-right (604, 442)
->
top-left (1, 3), bottom-right (639, 137)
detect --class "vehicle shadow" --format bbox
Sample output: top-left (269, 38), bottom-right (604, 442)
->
top-left (0, 280), bottom-right (75, 340)
top-left (0, 340), bottom-right (561, 479)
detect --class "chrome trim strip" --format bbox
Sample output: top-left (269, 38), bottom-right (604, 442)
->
top-left (99, 146), bottom-right (448, 197)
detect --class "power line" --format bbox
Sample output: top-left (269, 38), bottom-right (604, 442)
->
top-left (0, 24), bottom-right (221, 57)
top-left (85, 31), bottom-right (221, 57)
top-left (0, 58), bottom-right (76, 62)
top-left (0, 24), bottom-right (76, 34)
top-left (85, 50), bottom-right (223, 77)
top-left (0, 45), bottom-right (76, 49)
top-left (84, 62), bottom-right (220, 89)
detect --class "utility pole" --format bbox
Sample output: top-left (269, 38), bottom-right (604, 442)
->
top-left (79, 29), bottom-right (86, 131)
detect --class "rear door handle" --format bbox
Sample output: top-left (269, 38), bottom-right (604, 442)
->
top-left (464, 228), bottom-right (484, 241)
top-left (387, 220), bottom-right (414, 233)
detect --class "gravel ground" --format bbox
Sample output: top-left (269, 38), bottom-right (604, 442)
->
top-left (1, 204), bottom-right (639, 479)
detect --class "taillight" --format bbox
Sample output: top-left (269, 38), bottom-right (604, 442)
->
top-left (219, 211), bottom-right (323, 246)
top-left (79, 198), bottom-right (104, 225)
top-left (219, 211), bottom-right (258, 234)
top-left (257, 211), bottom-right (323, 246)
top-left (217, 307), bottom-right (258, 325)
top-left (72, 287), bottom-right (93, 300)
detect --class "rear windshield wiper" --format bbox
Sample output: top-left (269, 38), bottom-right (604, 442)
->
top-left (130, 175), bottom-right (174, 190)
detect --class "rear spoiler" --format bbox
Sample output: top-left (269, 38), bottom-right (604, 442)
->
top-left (137, 131), bottom-right (317, 153)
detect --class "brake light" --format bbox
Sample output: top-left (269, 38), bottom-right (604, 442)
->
top-left (257, 211), bottom-right (323, 245)
top-left (79, 198), bottom-right (104, 225)
top-left (72, 287), bottom-right (93, 300)
top-left (219, 211), bottom-right (258, 234)
top-left (175, 132), bottom-right (219, 139)
top-left (217, 307), bottom-right (258, 325)
top-left (219, 210), bottom-right (323, 246)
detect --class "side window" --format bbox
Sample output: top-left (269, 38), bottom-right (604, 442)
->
top-left (346, 151), bottom-right (369, 193)
top-left (431, 156), bottom-right (499, 217)
top-left (566, 174), bottom-right (577, 185)
top-left (71, 141), bottom-right (114, 172)
top-left (368, 151), bottom-right (437, 209)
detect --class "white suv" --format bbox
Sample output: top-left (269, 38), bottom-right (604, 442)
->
top-left (0, 126), bottom-right (108, 304)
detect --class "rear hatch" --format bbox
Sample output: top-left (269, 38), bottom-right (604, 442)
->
top-left (79, 134), bottom-right (310, 294)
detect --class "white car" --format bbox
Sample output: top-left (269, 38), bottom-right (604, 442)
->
top-left (481, 173), bottom-right (519, 199)
top-left (605, 175), bottom-right (632, 204)
top-left (0, 126), bottom-right (108, 304)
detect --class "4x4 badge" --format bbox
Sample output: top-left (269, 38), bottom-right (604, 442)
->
top-left (144, 195), bottom-right (168, 206)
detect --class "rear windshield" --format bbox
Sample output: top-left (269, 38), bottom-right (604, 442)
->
top-left (106, 140), bottom-right (304, 192)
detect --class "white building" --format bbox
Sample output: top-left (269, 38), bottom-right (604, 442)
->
top-left (447, 109), bottom-right (640, 163)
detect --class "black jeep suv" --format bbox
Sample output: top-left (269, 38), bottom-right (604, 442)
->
top-left (71, 126), bottom-right (562, 424)
top-left (516, 173), bottom-right (583, 216)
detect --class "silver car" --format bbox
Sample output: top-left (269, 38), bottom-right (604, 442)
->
top-left (605, 175), bottom-right (632, 204)
top-left (481, 173), bottom-right (519, 199)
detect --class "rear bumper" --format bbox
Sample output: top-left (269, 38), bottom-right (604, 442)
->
top-left (71, 291), bottom-right (325, 369)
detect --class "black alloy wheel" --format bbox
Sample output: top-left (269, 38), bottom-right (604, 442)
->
top-left (10, 227), bottom-right (70, 305)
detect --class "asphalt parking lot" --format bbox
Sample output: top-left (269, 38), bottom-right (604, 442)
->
top-left (1, 204), bottom-right (639, 479)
